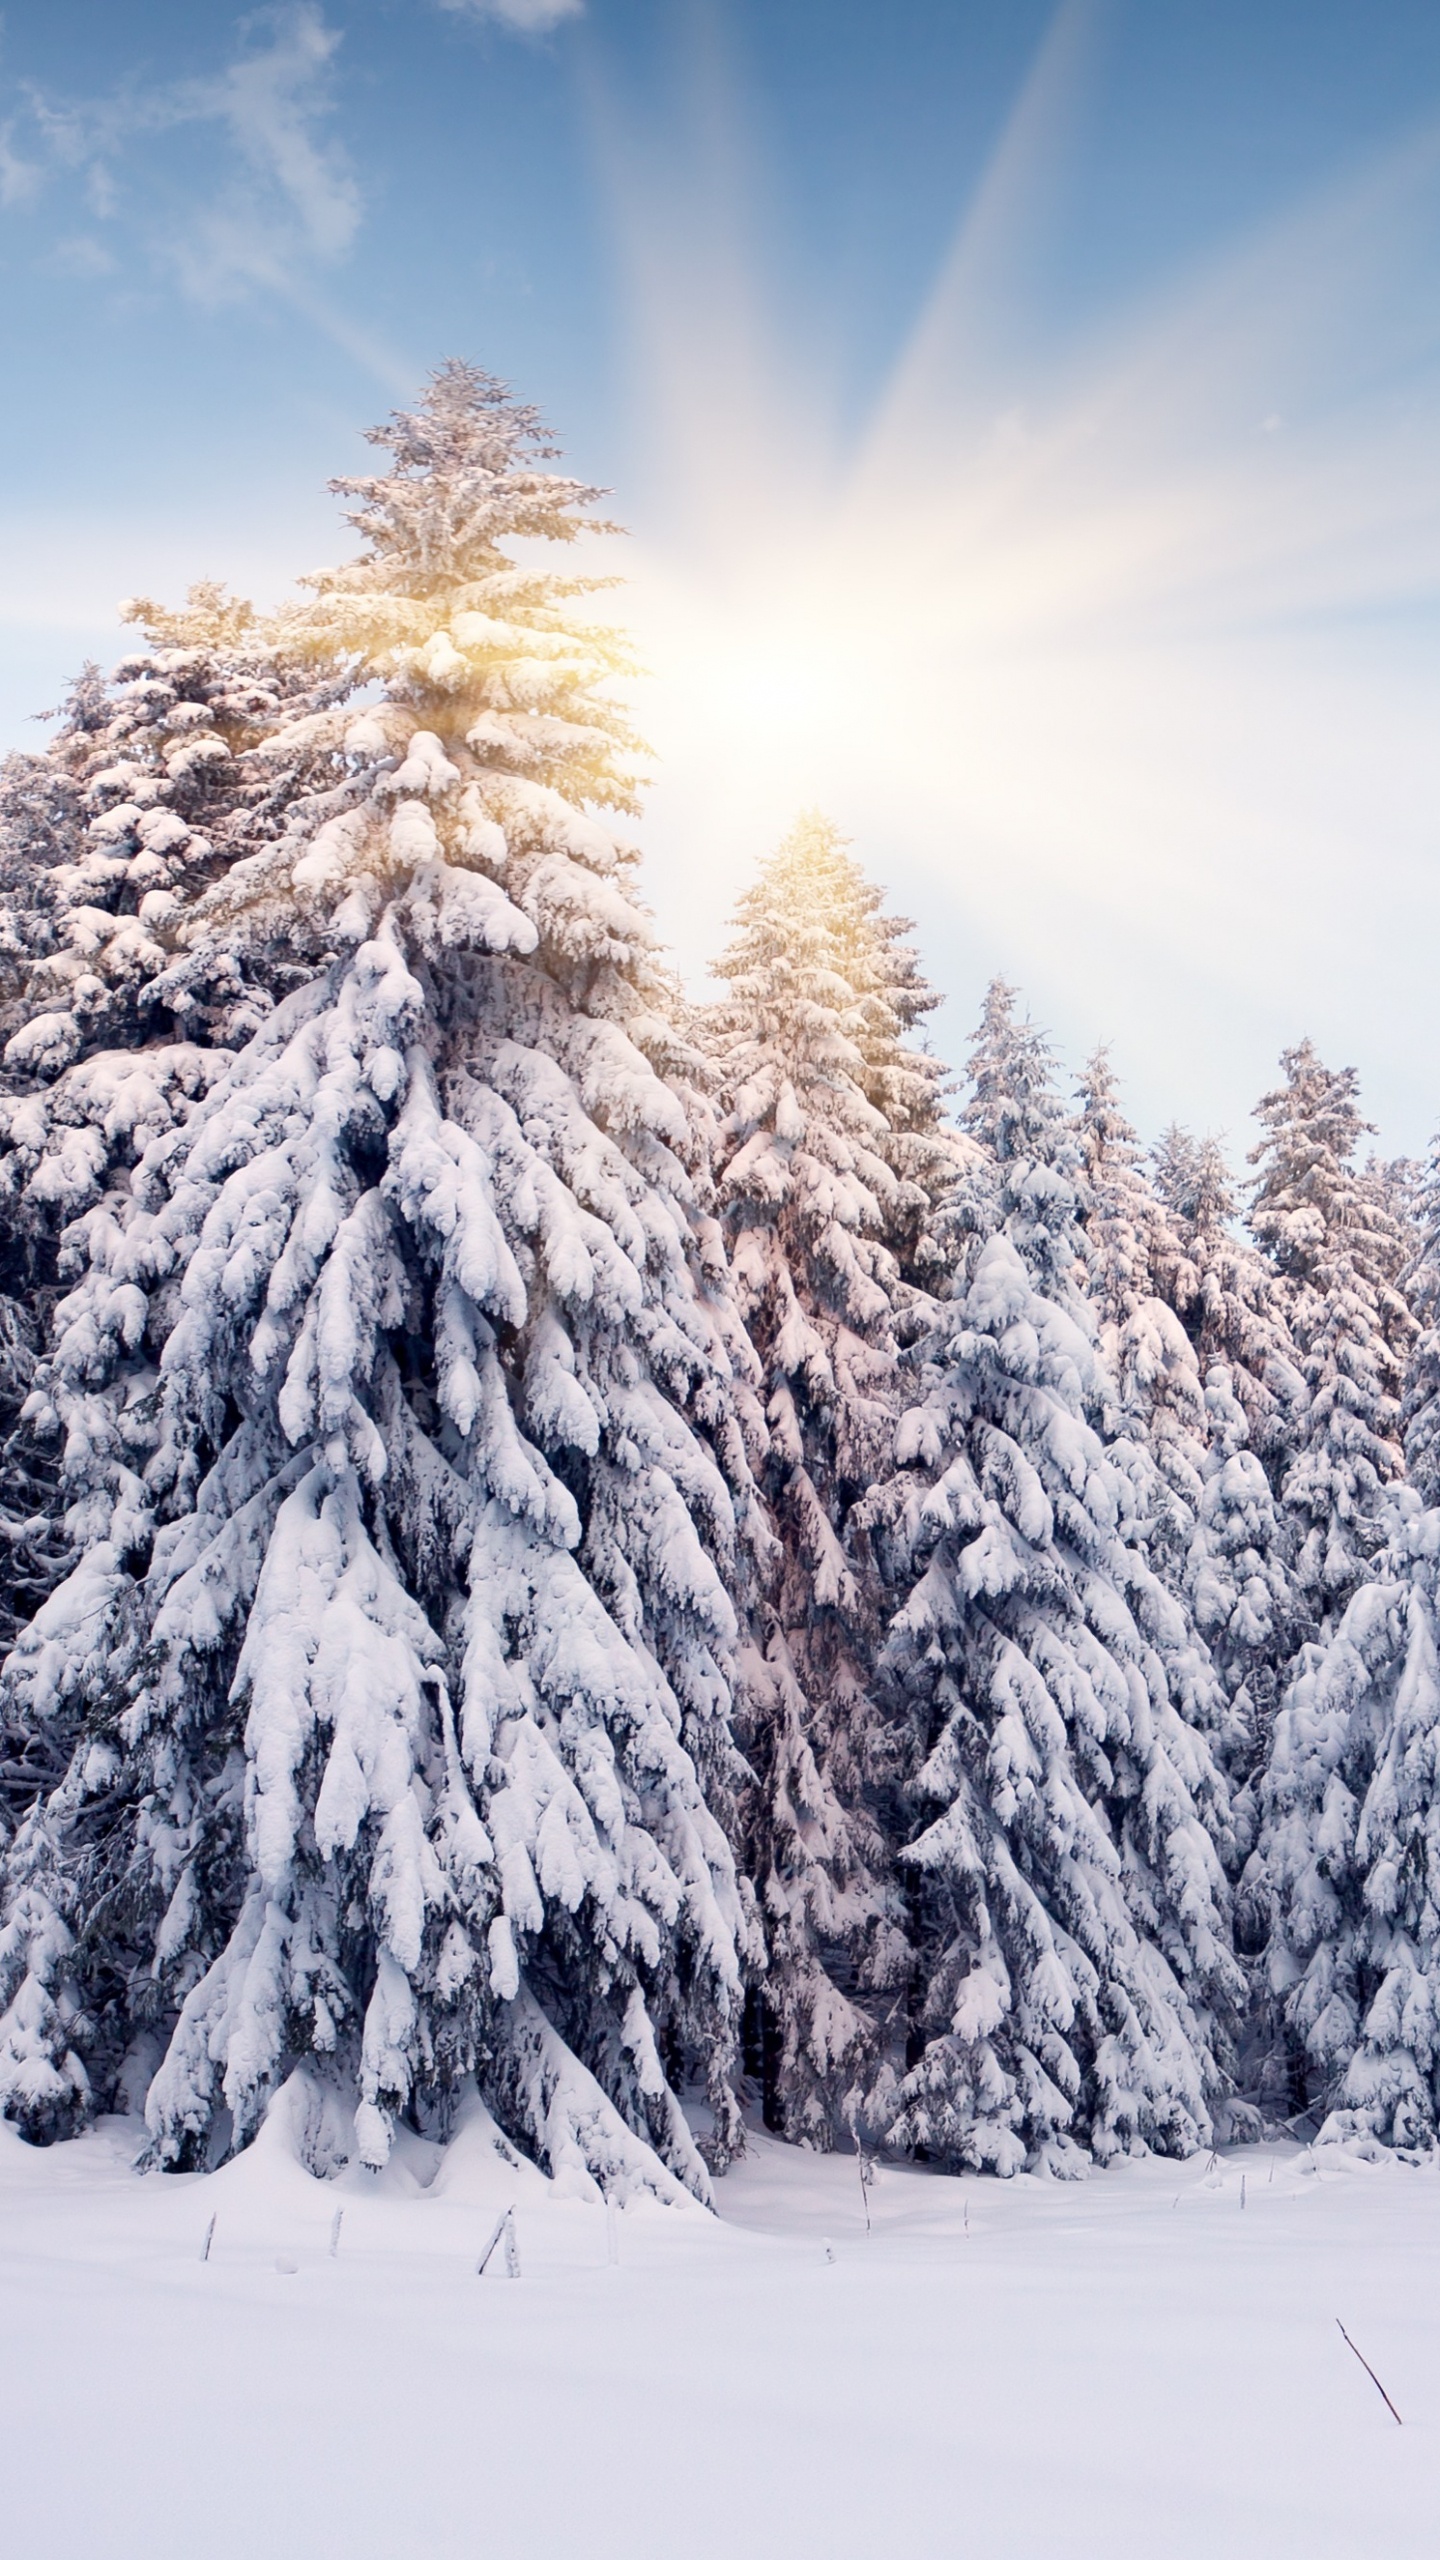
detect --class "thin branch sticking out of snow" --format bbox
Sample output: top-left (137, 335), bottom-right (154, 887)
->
top-left (1336, 2321), bottom-right (1402, 2426)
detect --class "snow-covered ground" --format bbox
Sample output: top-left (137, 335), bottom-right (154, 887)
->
top-left (4, 2102), bottom-right (1439, 2559)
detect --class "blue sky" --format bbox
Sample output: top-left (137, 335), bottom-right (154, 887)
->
top-left (3, 0), bottom-right (1440, 1155)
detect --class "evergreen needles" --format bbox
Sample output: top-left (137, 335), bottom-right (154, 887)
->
top-left (2, 357), bottom-right (1440, 2191)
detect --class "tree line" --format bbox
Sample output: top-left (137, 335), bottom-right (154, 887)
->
top-left (0, 362), bottom-right (1434, 2190)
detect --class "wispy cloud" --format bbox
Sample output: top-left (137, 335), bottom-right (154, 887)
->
top-left (437, 0), bottom-right (585, 30)
top-left (0, 120), bottom-right (41, 206)
top-left (46, 234), bottom-right (118, 279)
top-left (171, 6), bottom-right (362, 291)
top-left (2, 6), bottom-right (362, 305)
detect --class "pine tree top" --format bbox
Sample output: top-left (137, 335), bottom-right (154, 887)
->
top-left (1405, 1132), bottom-right (1440, 1321)
top-left (1075, 1043), bottom-right (1143, 1175)
top-left (1069, 1046), bottom-right (1200, 1431)
top-left (712, 812), bottom-right (948, 1148)
top-left (962, 978), bottom-right (1073, 1168)
top-left (0, 588), bottom-right (350, 1103)
top-left (266, 363), bottom-right (644, 818)
top-left (1248, 1039), bottom-right (1400, 1292)
top-left (1401, 1128), bottom-right (1440, 1502)
top-left (118, 581), bottom-right (263, 654)
top-left (952, 978), bottom-right (1084, 1301)
top-left (328, 359), bottom-right (615, 591)
top-left (1190, 1135), bottom-right (1242, 1236)
top-left (1075, 1045), bottom-right (1176, 1302)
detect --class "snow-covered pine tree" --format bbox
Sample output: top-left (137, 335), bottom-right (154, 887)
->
top-left (0, 1285), bottom-right (66, 1816)
top-left (959, 1004), bottom-right (1231, 1729)
top-left (0, 586), bottom-right (351, 1226)
top-left (813, 825), bottom-right (957, 1308)
top-left (1152, 1127), bottom-right (1306, 1481)
top-left (1248, 1041), bottom-right (1414, 1631)
top-left (1084, 1116), bottom-right (1292, 1782)
top-left (872, 987), bottom-right (1242, 2173)
top-left (1185, 1362), bottom-right (1296, 1800)
top-left (1150, 1125), bottom-right (1198, 1243)
top-left (1151, 1130), bottom-right (1301, 1755)
top-left (0, 598), bottom-right (352, 1700)
top-left (705, 813), bottom-right (950, 2143)
top-left (1075, 1060), bottom-right (1288, 1777)
top-left (1243, 1490), bottom-right (1440, 2154)
top-left (1401, 1129), bottom-right (1440, 1508)
top-left (1074, 1049), bottom-right (1208, 1568)
top-left (0, 1268), bottom-right (64, 1815)
top-left (1298, 1166), bottom-right (1440, 2150)
top-left (0, 365), bottom-right (761, 2200)
top-left (1239, 1046), bottom-right (1420, 2124)
top-left (948, 979), bottom-right (1084, 1299)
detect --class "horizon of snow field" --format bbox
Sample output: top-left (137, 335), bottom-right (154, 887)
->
top-left (4, 2102), bottom-right (1440, 2560)
top-left (3, 1), bottom-right (1440, 1155)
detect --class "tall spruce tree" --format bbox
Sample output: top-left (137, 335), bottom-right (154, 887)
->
top-left (1075, 1058), bottom-right (1286, 1778)
top-left (1258, 1492), bottom-right (1440, 2154)
top-left (1299, 1172), bottom-right (1440, 2150)
top-left (1187, 1365), bottom-right (1296, 1793)
top-left (873, 987), bottom-right (1242, 2174)
top-left (0, 366), bottom-right (762, 2200)
top-left (1152, 1129), bottom-right (1305, 1479)
top-left (705, 814), bottom-right (951, 2143)
top-left (0, 1290), bottom-right (65, 1809)
top-left (1126, 1127), bottom-right (1296, 1777)
top-left (1399, 1131), bottom-right (1440, 1506)
top-left (0, 596), bottom-right (351, 1698)
top-left (0, 587), bottom-right (350, 1224)
top-left (951, 979), bottom-right (1084, 1299)
top-left (1249, 1041), bottom-right (1414, 1627)
top-left (1241, 1045), bottom-right (1418, 2123)
top-left (1146, 1127), bottom-right (1300, 1799)
top-left (1074, 1050), bottom-right (1208, 1574)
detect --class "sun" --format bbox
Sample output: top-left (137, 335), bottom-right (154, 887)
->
top-left (597, 46), bottom-right (1440, 1147)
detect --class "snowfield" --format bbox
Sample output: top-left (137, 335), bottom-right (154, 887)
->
top-left (4, 2106), bottom-right (1440, 2559)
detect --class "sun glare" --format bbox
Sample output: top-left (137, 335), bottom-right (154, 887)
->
top-left (601, 35), bottom-right (1440, 1145)
top-left (709, 628), bottom-right (837, 735)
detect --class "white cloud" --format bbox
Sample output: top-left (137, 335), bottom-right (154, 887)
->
top-left (437, 0), bottom-right (585, 32)
top-left (0, 119), bottom-right (40, 205)
top-left (1, 6), bottom-right (362, 304)
top-left (46, 234), bottom-right (116, 278)
top-left (177, 7), bottom-right (362, 279)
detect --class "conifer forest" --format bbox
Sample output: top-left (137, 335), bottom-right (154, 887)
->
top-left (3, 363), bottom-right (1435, 2202)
